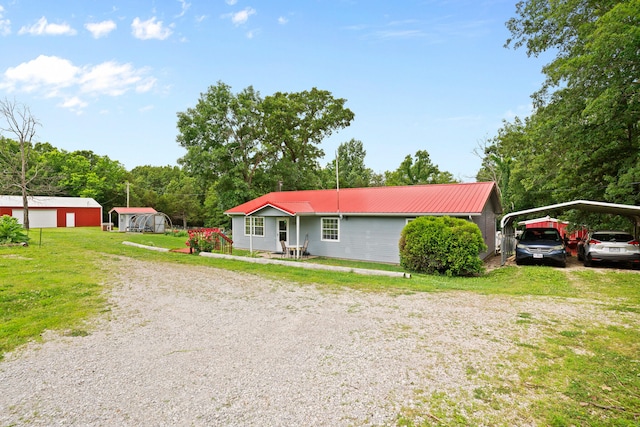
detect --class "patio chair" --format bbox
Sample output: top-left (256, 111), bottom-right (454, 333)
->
top-left (280, 240), bottom-right (288, 258)
top-left (301, 236), bottom-right (309, 258)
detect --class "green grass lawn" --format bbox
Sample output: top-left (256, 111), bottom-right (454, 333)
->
top-left (1, 227), bottom-right (639, 425)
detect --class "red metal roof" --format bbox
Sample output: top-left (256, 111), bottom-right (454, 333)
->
top-left (108, 207), bottom-right (157, 214)
top-left (226, 182), bottom-right (499, 216)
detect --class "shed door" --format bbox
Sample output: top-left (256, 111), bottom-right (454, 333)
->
top-left (12, 209), bottom-right (58, 228)
top-left (66, 212), bottom-right (76, 227)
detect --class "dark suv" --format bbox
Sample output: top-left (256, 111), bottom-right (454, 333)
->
top-left (515, 227), bottom-right (567, 267)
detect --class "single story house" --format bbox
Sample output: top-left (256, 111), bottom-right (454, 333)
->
top-left (0, 195), bottom-right (102, 228)
top-left (225, 182), bottom-right (502, 263)
top-left (108, 207), bottom-right (159, 232)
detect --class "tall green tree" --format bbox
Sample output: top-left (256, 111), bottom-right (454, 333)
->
top-left (176, 82), bottom-right (355, 210)
top-left (177, 82), bottom-right (270, 211)
top-left (128, 165), bottom-right (184, 212)
top-left (475, 118), bottom-right (547, 212)
top-left (163, 175), bottom-right (202, 228)
top-left (499, 0), bottom-right (640, 212)
top-left (202, 183), bottom-right (230, 229)
top-left (261, 88), bottom-right (355, 190)
top-left (385, 150), bottom-right (457, 186)
top-left (323, 139), bottom-right (376, 188)
top-left (38, 147), bottom-right (127, 213)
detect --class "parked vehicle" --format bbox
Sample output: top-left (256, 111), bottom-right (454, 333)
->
top-left (577, 231), bottom-right (640, 268)
top-left (515, 227), bottom-right (567, 267)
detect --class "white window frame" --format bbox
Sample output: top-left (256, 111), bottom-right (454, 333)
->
top-left (321, 217), bottom-right (340, 242)
top-left (244, 216), bottom-right (265, 237)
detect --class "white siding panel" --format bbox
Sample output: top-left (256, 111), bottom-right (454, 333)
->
top-left (12, 209), bottom-right (58, 228)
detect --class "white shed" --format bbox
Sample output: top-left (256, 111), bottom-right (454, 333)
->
top-left (108, 207), bottom-right (158, 232)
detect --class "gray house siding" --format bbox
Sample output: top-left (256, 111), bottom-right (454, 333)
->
top-left (471, 202), bottom-right (497, 259)
top-left (311, 216), bottom-right (405, 263)
top-left (231, 214), bottom-right (408, 263)
top-left (230, 200), bottom-right (497, 263)
top-left (231, 215), bottom-right (278, 253)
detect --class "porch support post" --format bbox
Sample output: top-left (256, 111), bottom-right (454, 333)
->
top-left (296, 215), bottom-right (300, 259)
top-left (248, 215), bottom-right (253, 254)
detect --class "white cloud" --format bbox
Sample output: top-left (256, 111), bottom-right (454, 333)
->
top-left (278, 16), bottom-right (288, 25)
top-left (176, 0), bottom-right (191, 18)
top-left (79, 61), bottom-right (155, 96)
top-left (0, 55), bottom-right (157, 112)
top-left (228, 7), bottom-right (256, 26)
top-left (85, 20), bottom-right (117, 38)
top-left (60, 96), bottom-right (88, 114)
top-left (18, 16), bottom-right (77, 36)
top-left (0, 5), bottom-right (11, 36)
top-left (134, 76), bottom-right (157, 93)
top-left (1, 55), bottom-right (79, 95)
top-left (131, 17), bottom-right (173, 40)
top-left (375, 29), bottom-right (426, 39)
top-left (225, 0), bottom-right (238, 5)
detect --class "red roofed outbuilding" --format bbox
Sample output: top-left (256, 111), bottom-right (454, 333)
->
top-left (225, 182), bottom-right (501, 263)
top-left (0, 195), bottom-right (102, 228)
top-left (108, 207), bottom-right (158, 232)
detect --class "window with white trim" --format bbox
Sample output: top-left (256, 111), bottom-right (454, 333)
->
top-left (321, 217), bottom-right (340, 241)
top-left (244, 217), bottom-right (265, 236)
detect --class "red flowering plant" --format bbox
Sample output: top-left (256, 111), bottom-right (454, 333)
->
top-left (186, 228), bottom-right (232, 253)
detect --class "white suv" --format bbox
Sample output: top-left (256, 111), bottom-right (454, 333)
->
top-left (578, 231), bottom-right (640, 268)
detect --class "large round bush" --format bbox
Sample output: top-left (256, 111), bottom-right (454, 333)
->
top-left (399, 216), bottom-right (487, 276)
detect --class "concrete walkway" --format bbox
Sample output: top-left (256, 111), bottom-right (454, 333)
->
top-left (122, 241), bottom-right (410, 278)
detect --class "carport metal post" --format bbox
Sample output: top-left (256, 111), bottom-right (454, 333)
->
top-left (501, 223), bottom-right (516, 266)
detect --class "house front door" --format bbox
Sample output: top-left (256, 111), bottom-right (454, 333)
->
top-left (277, 218), bottom-right (288, 251)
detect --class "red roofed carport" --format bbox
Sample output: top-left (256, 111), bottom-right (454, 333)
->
top-left (500, 200), bottom-right (640, 265)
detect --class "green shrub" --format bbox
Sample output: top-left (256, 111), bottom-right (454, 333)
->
top-left (0, 215), bottom-right (29, 245)
top-left (165, 228), bottom-right (189, 238)
top-left (399, 216), bottom-right (487, 276)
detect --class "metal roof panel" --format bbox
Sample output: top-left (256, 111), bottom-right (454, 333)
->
top-left (226, 182), bottom-right (498, 216)
top-left (0, 195), bottom-right (101, 208)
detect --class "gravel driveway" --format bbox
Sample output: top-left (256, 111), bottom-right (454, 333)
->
top-left (0, 258), bottom-right (613, 426)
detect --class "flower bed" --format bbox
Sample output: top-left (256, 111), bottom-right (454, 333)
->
top-left (186, 228), bottom-right (233, 254)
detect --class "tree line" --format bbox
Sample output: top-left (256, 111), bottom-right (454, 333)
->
top-left (1, 89), bottom-right (455, 229)
top-left (4, 1), bottom-right (635, 231)
top-left (476, 0), bottom-right (639, 230)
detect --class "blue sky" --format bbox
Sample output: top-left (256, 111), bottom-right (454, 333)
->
top-left (0, 0), bottom-right (550, 182)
